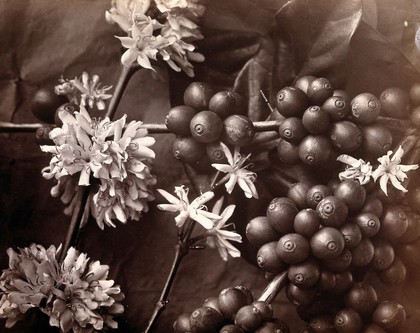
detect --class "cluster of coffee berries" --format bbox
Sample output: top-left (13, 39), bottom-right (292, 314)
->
top-left (274, 76), bottom-right (397, 167)
top-left (167, 82), bottom-right (255, 167)
top-left (173, 285), bottom-right (289, 333)
top-left (246, 178), bottom-right (416, 331)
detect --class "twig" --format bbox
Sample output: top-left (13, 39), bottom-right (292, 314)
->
top-left (257, 271), bottom-right (288, 303)
top-left (59, 186), bottom-right (90, 263)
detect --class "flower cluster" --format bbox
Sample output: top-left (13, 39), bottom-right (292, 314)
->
top-left (338, 146), bottom-right (419, 195)
top-left (40, 106), bottom-right (156, 229)
top-left (55, 72), bottom-right (113, 111)
top-left (0, 244), bottom-right (124, 333)
top-left (106, 0), bottom-right (205, 76)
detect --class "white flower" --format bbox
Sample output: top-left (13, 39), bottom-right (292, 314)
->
top-left (72, 72), bottom-right (113, 110)
top-left (154, 0), bottom-right (205, 16)
top-left (212, 143), bottom-right (259, 199)
top-left (337, 154), bottom-right (373, 185)
top-left (206, 197), bottom-right (242, 261)
top-left (157, 186), bottom-right (220, 229)
top-left (105, 0), bottom-right (151, 32)
top-left (371, 146), bottom-right (419, 195)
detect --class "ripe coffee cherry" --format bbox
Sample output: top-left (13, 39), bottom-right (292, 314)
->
top-left (323, 249), bottom-right (352, 272)
top-left (353, 213), bottom-right (380, 237)
top-left (380, 205), bottom-right (409, 240)
top-left (190, 111), bottom-right (223, 143)
top-left (266, 197), bottom-right (298, 234)
top-left (351, 238), bottom-right (374, 266)
top-left (410, 106), bottom-right (420, 127)
top-left (329, 121), bottom-right (363, 153)
top-left (334, 180), bottom-right (366, 214)
top-left (378, 256), bottom-right (406, 286)
top-left (209, 91), bottom-right (245, 118)
top-left (218, 287), bottom-right (249, 320)
top-left (310, 227), bottom-right (345, 260)
top-left (323, 96), bottom-right (351, 121)
top-left (302, 106), bottom-right (331, 134)
top-left (219, 324), bottom-right (245, 333)
top-left (307, 78), bottom-right (334, 105)
top-left (202, 297), bottom-right (222, 314)
top-left (288, 182), bottom-right (311, 209)
top-left (223, 115), bottom-right (255, 146)
top-left (333, 89), bottom-right (351, 102)
top-left (361, 124), bottom-right (393, 159)
top-left (334, 308), bottom-right (363, 333)
top-left (275, 86), bottom-right (310, 117)
top-left (257, 241), bottom-right (286, 273)
top-left (31, 88), bottom-right (67, 123)
top-left (308, 316), bottom-right (336, 333)
top-left (318, 269), bottom-right (337, 291)
top-left (55, 102), bottom-right (80, 126)
top-left (184, 82), bottom-right (214, 110)
top-left (350, 93), bottom-right (381, 124)
top-left (345, 282), bottom-right (378, 317)
top-left (206, 141), bottom-right (227, 163)
top-left (332, 271), bottom-right (353, 294)
top-left (173, 137), bottom-right (206, 164)
top-left (294, 209), bottom-right (321, 238)
top-left (294, 75), bottom-right (316, 93)
top-left (360, 195), bottom-right (383, 218)
top-left (165, 105), bottom-right (197, 135)
top-left (252, 301), bottom-right (273, 321)
top-left (298, 135), bottom-right (333, 166)
top-left (190, 307), bottom-right (225, 333)
top-left (246, 216), bottom-right (280, 248)
top-left (279, 117), bottom-right (307, 144)
top-left (235, 305), bottom-right (262, 332)
top-left (254, 320), bottom-right (290, 333)
top-left (306, 185), bottom-right (332, 209)
top-left (409, 82), bottom-right (420, 106)
top-left (397, 211), bottom-right (420, 243)
top-left (288, 259), bottom-right (320, 288)
top-left (371, 239), bottom-right (394, 271)
top-left (286, 283), bottom-right (317, 306)
top-left (362, 324), bottom-right (387, 333)
top-left (277, 139), bottom-right (300, 164)
top-left (340, 223), bottom-right (362, 249)
top-left (372, 301), bottom-right (406, 332)
top-left (35, 125), bottom-right (55, 145)
top-left (379, 87), bottom-right (410, 119)
top-left (173, 313), bottom-right (192, 333)
top-left (277, 233), bottom-right (310, 264)
top-left (317, 196), bottom-right (349, 228)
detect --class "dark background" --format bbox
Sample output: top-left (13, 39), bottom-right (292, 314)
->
top-left (1, 0), bottom-right (420, 332)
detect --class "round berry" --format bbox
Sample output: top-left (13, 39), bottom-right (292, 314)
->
top-left (54, 102), bottom-right (80, 126)
top-left (165, 105), bottom-right (198, 135)
top-left (302, 106), bottom-right (331, 134)
top-left (254, 320), bottom-right (290, 333)
top-left (340, 223), bottom-right (362, 249)
top-left (219, 324), bottom-right (245, 333)
top-left (307, 78), bottom-right (334, 105)
top-left (410, 105), bottom-right (420, 127)
top-left (334, 308), bottom-right (362, 333)
top-left (306, 185), bottom-right (332, 209)
top-left (294, 209), bottom-right (321, 238)
top-left (308, 316), bottom-right (336, 333)
top-left (398, 211), bottom-right (420, 243)
top-left (184, 82), bottom-right (214, 110)
top-left (294, 75), bottom-right (316, 93)
top-left (323, 95), bottom-right (351, 121)
top-left (257, 241), bottom-right (286, 273)
top-left (409, 82), bottom-right (420, 106)
top-left (351, 238), bottom-right (374, 267)
top-left (298, 135), bottom-right (333, 166)
top-left (31, 88), bottom-right (67, 123)
top-left (173, 136), bottom-right (206, 164)
top-left (223, 115), bottom-right (255, 146)
top-left (246, 216), bottom-right (280, 248)
top-left (329, 121), bottom-right (363, 153)
top-left (206, 141), bottom-right (227, 163)
top-left (310, 227), bottom-right (345, 260)
top-left (279, 117), bottom-right (307, 144)
top-left (234, 305), bottom-right (262, 332)
top-left (345, 282), bottom-right (378, 317)
top-left (350, 93), bottom-right (381, 124)
top-left (380, 87), bottom-right (410, 119)
top-left (372, 301), bottom-right (406, 332)
top-left (277, 139), bottom-right (300, 164)
top-left (380, 205), bottom-right (409, 240)
top-left (277, 233), bottom-right (310, 264)
top-left (316, 196), bottom-right (349, 228)
top-left (35, 125), bottom-right (54, 145)
top-left (190, 307), bottom-right (225, 333)
top-left (288, 259), bottom-right (320, 288)
top-left (286, 283), bottom-right (317, 306)
top-left (378, 256), bottom-right (406, 286)
top-left (362, 324), bottom-right (387, 333)
top-left (361, 124), bottom-right (393, 159)
top-left (209, 91), bottom-right (245, 118)
top-left (202, 297), bottom-right (222, 314)
top-left (173, 313), bottom-right (192, 333)
top-left (275, 86), bottom-right (310, 117)
top-left (333, 180), bottom-right (366, 214)
top-left (287, 182), bottom-right (311, 209)
top-left (371, 239), bottom-right (394, 271)
top-left (218, 287), bottom-right (249, 320)
top-left (323, 249), bottom-right (352, 272)
top-left (353, 213), bottom-right (380, 238)
top-left (234, 286), bottom-right (253, 304)
top-left (252, 301), bottom-right (273, 321)
top-left (190, 111), bottom-right (223, 143)
top-left (360, 195), bottom-right (383, 218)
top-left (266, 197), bottom-right (298, 234)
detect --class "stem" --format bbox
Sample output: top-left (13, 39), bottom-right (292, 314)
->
top-left (59, 186), bottom-right (90, 263)
top-left (210, 171), bottom-right (221, 189)
top-left (257, 271), bottom-right (288, 303)
top-left (105, 64), bottom-right (139, 119)
top-left (143, 243), bottom-right (188, 333)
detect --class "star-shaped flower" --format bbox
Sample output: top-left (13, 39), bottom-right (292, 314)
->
top-left (206, 197), bottom-right (241, 261)
top-left (212, 143), bottom-right (259, 199)
top-left (337, 154), bottom-right (373, 185)
top-left (72, 72), bottom-right (113, 110)
top-left (157, 186), bottom-right (220, 229)
top-left (371, 146), bottom-right (419, 195)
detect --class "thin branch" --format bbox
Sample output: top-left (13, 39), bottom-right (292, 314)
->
top-left (257, 271), bottom-right (288, 303)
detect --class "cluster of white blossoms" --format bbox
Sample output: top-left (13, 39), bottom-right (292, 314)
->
top-left (41, 106), bottom-right (157, 229)
top-left (0, 244), bottom-right (124, 333)
top-left (106, 0), bottom-right (205, 76)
